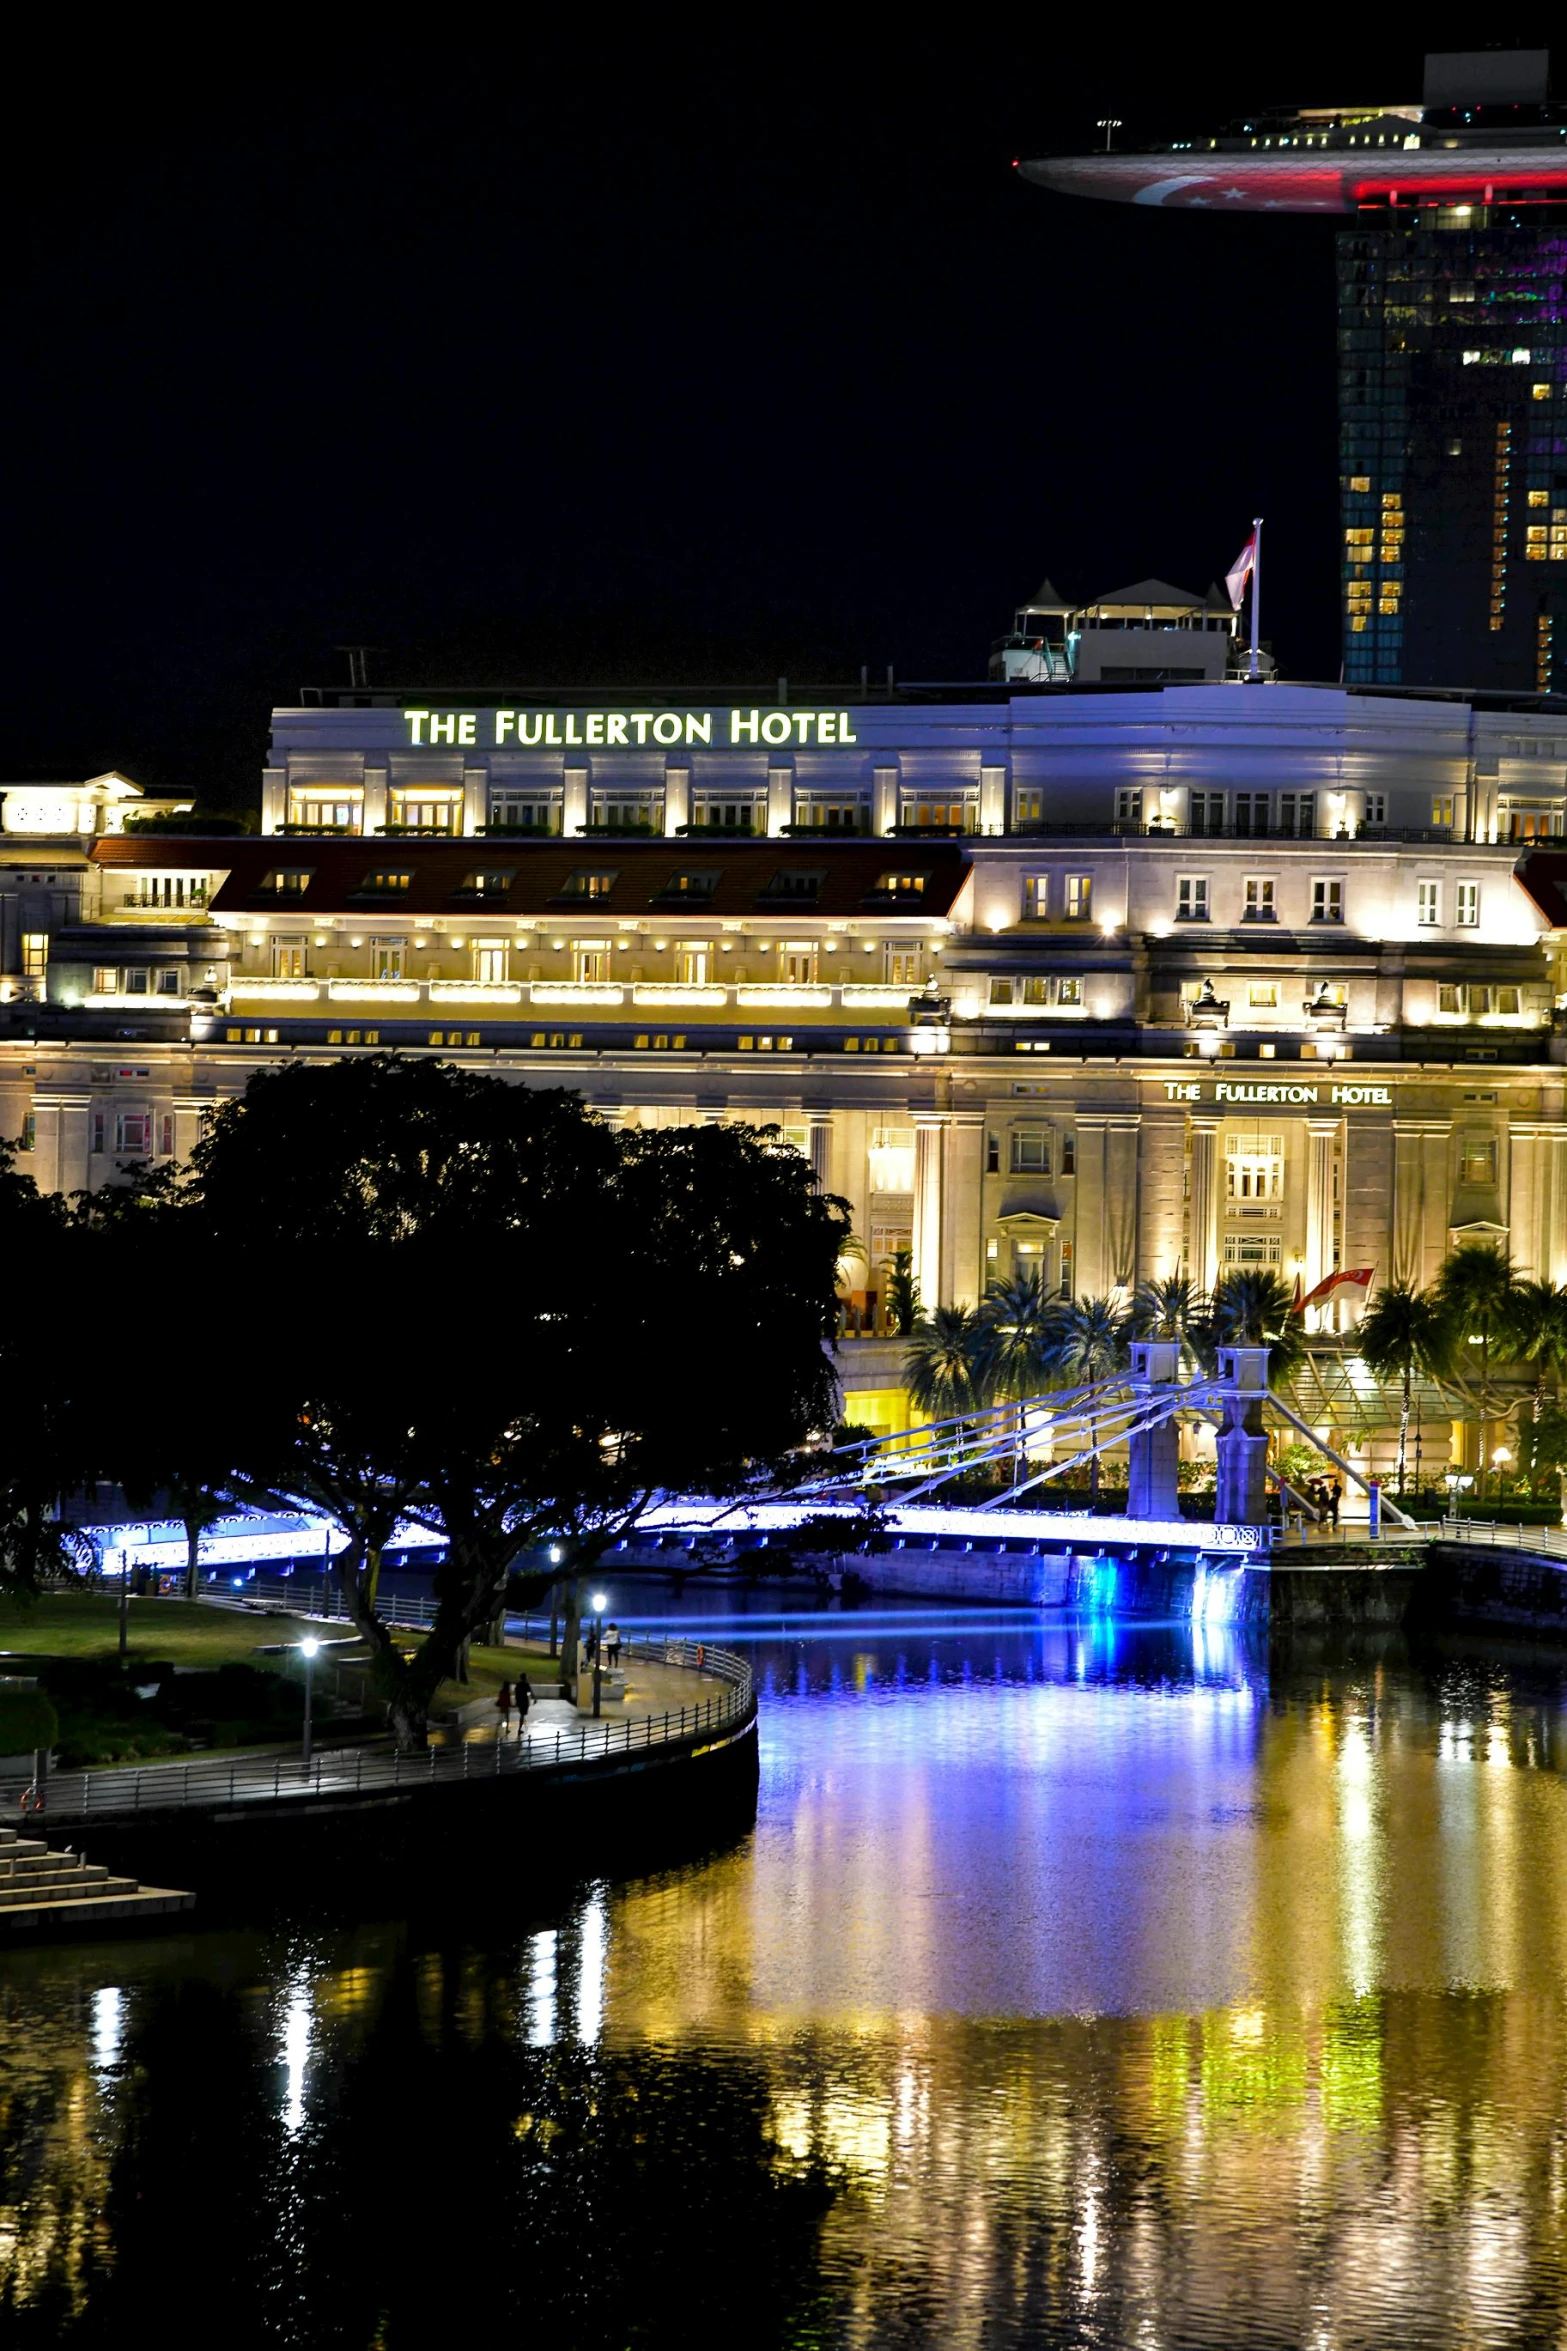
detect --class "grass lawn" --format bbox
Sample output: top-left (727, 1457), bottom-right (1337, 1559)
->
top-left (0, 1592), bottom-right (327, 1670)
top-left (0, 1594), bottom-right (567, 1734)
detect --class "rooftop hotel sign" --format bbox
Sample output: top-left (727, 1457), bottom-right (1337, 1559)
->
top-left (402, 708), bottom-right (861, 748)
top-left (1164, 1079), bottom-right (1393, 1106)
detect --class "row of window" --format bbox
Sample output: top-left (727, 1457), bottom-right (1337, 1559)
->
top-left (253, 938), bottom-right (925, 987)
top-left (1175, 876), bottom-right (1346, 923)
top-left (286, 783), bottom-right (1540, 842)
top-left (262, 863), bottom-right (931, 906)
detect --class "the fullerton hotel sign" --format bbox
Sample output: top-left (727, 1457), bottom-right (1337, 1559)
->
top-left (402, 708), bottom-right (862, 749)
top-left (1164, 1080), bottom-right (1393, 1106)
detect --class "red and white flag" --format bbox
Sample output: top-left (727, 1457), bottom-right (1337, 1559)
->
top-left (1225, 530), bottom-right (1258, 610)
top-left (1299, 1267), bottom-right (1375, 1311)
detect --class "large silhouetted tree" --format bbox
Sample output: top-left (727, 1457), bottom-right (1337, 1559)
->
top-left (183, 1059), bottom-right (848, 1740)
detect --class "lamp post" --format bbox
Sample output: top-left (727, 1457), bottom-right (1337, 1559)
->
top-left (591, 1591), bottom-right (607, 1718)
top-left (300, 1637), bottom-right (320, 1770)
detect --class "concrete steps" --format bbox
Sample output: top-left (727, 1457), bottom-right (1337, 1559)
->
top-left (0, 1822), bottom-right (193, 1937)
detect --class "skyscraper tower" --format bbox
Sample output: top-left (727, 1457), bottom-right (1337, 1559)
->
top-left (1020, 52), bottom-right (1567, 694)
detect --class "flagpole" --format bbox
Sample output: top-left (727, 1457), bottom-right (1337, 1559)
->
top-left (1248, 515), bottom-right (1263, 681)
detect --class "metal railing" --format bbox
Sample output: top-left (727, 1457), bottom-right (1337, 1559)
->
top-left (0, 1636), bottom-right (753, 1826)
top-left (1429, 1516), bottom-right (1567, 1560)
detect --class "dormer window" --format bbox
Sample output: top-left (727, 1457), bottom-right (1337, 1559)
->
top-left (263, 868), bottom-right (313, 896)
top-left (657, 869), bottom-right (721, 900)
top-left (458, 869), bottom-right (516, 897)
top-left (557, 869), bottom-right (617, 899)
top-left (355, 868), bottom-right (414, 895)
top-left (759, 868), bottom-right (824, 903)
top-left (870, 870), bottom-right (928, 900)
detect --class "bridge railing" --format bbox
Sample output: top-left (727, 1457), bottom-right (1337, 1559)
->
top-left (0, 1636), bottom-right (753, 1826)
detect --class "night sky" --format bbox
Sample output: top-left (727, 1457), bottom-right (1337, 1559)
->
top-left (2, 32), bottom-right (1553, 807)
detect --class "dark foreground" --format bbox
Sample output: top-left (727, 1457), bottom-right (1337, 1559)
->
top-left (6, 1607), bottom-right (1567, 2348)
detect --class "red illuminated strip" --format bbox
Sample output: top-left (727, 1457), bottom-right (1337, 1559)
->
top-left (1019, 150), bottom-right (1567, 215)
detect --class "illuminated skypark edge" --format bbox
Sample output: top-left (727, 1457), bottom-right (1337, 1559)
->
top-left (1019, 58), bottom-right (1567, 213)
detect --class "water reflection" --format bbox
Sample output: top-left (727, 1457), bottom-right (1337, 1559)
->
top-left (6, 1620), bottom-right (1567, 2344)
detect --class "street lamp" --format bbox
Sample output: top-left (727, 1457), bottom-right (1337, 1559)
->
top-left (300, 1637), bottom-right (320, 1770)
top-left (591, 1591), bottom-right (607, 1718)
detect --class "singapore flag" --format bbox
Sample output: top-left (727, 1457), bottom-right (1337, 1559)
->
top-left (1225, 530), bottom-right (1258, 610)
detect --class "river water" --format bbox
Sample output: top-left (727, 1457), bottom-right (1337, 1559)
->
top-left (8, 1602), bottom-right (1567, 2347)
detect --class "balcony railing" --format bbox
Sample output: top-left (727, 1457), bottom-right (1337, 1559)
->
top-left (224, 977), bottom-right (915, 1015)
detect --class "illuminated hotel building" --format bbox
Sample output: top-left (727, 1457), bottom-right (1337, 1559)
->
top-left (3, 669), bottom-right (1567, 1462)
top-left (1020, 50), bottom-right (1567, 694)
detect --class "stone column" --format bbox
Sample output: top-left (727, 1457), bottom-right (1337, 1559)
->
top-left (1188, 1116), bottom-right (1220, 1296)
top-left (766, 766), bottom-right (793, 836)
top-left (1137, 1114), bottom-right (1187, 1287)
top-left (663, 766), bottom-right (691, 834)
top-left (1342, 1116), bottom-right (1391, 1314)
top-left (1105, 1116), bottom-right (1141, 1296)
top-left (1392, 1120), bottom-right (1427, 1287)
top-left (1423, 1124), bottom-right (1452, 1285)
top-left (941, 1114), bottom-right (985, 1310)
top-left (562, 766), bottom-right (589, 836)
top-left (1072, 1114), bottom-right (1109, 1296)
top-left (1304, 1119), bottom-right (1338, 1325)
top-left (362, 766), bottom-right (389, 836)
top-left (1548, 1130), bottom-right (1567, 1285)
top-left (808, 1116), bottom-right (833, 1193)
top-left (912, 1117), bottom-right (943, 1313)
top-left (872, 766), bottom-right (899, 837)
top-left (461, 767), bottom-right (487, 836)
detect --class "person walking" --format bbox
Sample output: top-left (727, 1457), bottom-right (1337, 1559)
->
top-left (495, 1680), bottom-right (513, 1739)
top-left (605, 1621), bottom-right (621, 1670)
top-left (515, 1673), bottom-right (533, 1738)
top-left (1328, 1479), bottom-right (1342, 1531)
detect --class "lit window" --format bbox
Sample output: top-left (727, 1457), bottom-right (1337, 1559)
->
top-left (389, 792), bottom-right (460, 834)
top-left (1347, 475), bottom-right (1371, 492)
top-left (1023, 876), bottom-right (1048, 918)
top-left (1529, 490), bottom-right (1550, 507)
top-left (559, 869), bottom-right (616, 899)
top-left (780, 943), bottom-right (818, 985)
top-left (474, 939), bottom-right (509, 985)
top-left (1438, 984), bottom-right (1462, 1015)
top-left (989, 976), bottom-right (1016, 1005)
top-left (868, 1127), bottom-right (915, 1191)
top-left (887, 947), bottom-right (921, 987)
top-left (871, 871), bottom-right (927, 900)
top-left (573, 940), bottom-right (610, 984)
top-left (1175, 875), bottom-right (1208, 922)
top-left (1225, 1135), bottom-right (1284, 1200)
top-left (263, 868), bottom-right (313, 895)
top-left (21, 933), bottom-right (47, 978)
top-left (1416, 880), bottom-right (1440, 926)
top-left (1456, 880), bottom-right (1479, 927)
top-left (1248, 982), bottom-right (1279, 1009)
top-left (92, 967), bottom-right (119, 994)
top-left (1311, 878), bottom-right (1344, 924)
top-left (357, 869), bottom-right (413, 895)
top-left (460, 869), bottom-right (516, 896)
top-left (1011, 1129), bottom-right (1051, 1174)
top-left (1460, 1140), bottom-right (1497, 1184)
top-left (1056, 976), bottom-right (1082, 1007)
top-left (271, 942), bottom-right (305, 978)
top-left (675, 944), bottom-right (709, 985)
top-left (287, 794), bottom-right (359, 832)
top-left (1064, 875), bottom-right (1092, 921)
top-left (1243, 876), bottom-right (1275, 922)
top-left (371, 940), bottom-right (405, 980)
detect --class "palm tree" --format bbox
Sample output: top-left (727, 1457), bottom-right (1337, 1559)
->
top-left (882, 1248), bottom-right (921, 1336)
top-left (1131, 1275), bottom-right (1211, 1370)
top-left (1506, 1279), bottom-right (1567, 1421)
top-left (1434, 1243), bottom-right (1517, 1489)
top-left (975, 1271), bottom-right (1062, 1478)
top-left (1358, 1279), bottom-right (1446, 1494)
top-left (903, 1305), bottom-right (990, 1422)
top-left (1046, 1294), bottom-right (1129, 1499)
top-left (1210, 1269), bottom-right (1304, 1432)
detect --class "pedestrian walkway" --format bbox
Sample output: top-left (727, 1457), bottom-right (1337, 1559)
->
top-left (452, 1641), bottom-right (736, 1749)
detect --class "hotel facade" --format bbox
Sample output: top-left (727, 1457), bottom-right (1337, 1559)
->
top-left (4, 679), bottom-right (1567, 1456)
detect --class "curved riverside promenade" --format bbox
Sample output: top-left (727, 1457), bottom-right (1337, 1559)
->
top-left (0, 1621), bottom-right (758, 1899)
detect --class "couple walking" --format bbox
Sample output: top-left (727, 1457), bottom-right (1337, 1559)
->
top-left (494, 1676), bottom-right (535, 1739)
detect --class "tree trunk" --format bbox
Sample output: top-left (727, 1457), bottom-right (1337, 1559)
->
top-left (184, 1517), bottom-right (201, 1601)
top-left (562, 1577), bottom-right (582, 1701)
